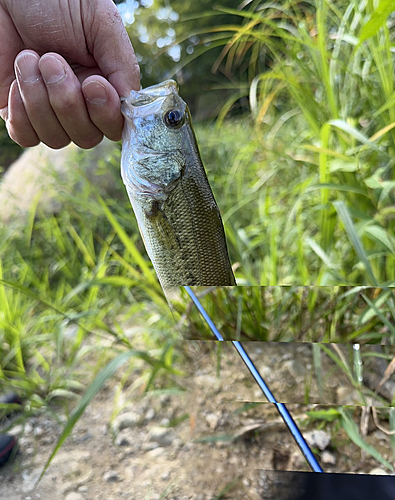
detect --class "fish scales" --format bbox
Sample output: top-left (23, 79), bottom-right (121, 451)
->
top-left (121, 80), bottom-right (236, 287)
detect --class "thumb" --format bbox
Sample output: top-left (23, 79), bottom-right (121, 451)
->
top-left (83, 3), bottom-right (140, 97)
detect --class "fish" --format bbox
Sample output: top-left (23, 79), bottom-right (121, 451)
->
top-left (120, 80), bottom-right (236, 288)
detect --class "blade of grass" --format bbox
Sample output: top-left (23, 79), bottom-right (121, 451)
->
top-left (339, 407), bottom-right (394, 471)
top-left (333, 201), bottom-right (377, 285)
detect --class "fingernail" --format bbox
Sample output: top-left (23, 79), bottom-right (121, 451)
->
top-left (15, 53), bottom-right (41, 83)
top-left (39, 55), bottom-right (66, 85)
top-left (83, 81), bottom-right (108, 105)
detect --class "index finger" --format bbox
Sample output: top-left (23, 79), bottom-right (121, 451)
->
top-left (0, 4), bottom-right (23, 117)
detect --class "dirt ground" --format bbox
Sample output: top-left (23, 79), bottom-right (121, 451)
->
top-left (1, 341), bottom-right (394, 500)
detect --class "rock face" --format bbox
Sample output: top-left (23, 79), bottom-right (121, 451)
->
top-left (0, 138), bottom-right (118, 224)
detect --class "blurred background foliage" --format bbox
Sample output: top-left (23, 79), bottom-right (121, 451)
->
top-left (1, 0), bottom-right (395, 473)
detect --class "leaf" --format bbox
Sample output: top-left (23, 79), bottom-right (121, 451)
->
top-left (359, 288), bottom-right (392, 324)
top-left (370, 121), bottom-right (395, 141)
top-left (328, 159), bottom-right (358, 173)
top-left (339, 408), bottom-right (394, 471)
top-left (363, 225), bottom-right (395, 253)
top-left (306, 408), bottom-right (341, 422)
top-left (249, 72), bottom-right (286, 115)
top-left (329, 120), bottom-right (383, 154)
top-left (309, 183), bottom-right (367, 195)
top-left (97, 195), bottom-right (160, 291)
top-left (361, 293), bottom-right (395, 338)
top-left (359, 1), bottom-right (395, 43)
top-left (306, 237), bottom-right (338, 269)
top-left (333, 201), bottom-right (377, 285)
top-left (373, 93), bottom-right (395, 118)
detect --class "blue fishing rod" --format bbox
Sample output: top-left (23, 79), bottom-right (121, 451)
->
top-left (184, 286), bottom-right (324, 474)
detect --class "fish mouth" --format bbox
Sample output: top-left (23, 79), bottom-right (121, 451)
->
top-left (120, 80), bottom-right (179, 111)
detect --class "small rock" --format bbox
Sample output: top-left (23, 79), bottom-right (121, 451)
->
top-left (112, 411), bottom-right (140, 432)
top-left (148, 426), bottom-right (176, 447)
top-left (115, 429), bottom-right (134, 447)
top-left (321, 451), bottom-right (336, 465)
top-left (290, 451), bottom-right (307, 470)
top-left (147, 447), bottom-right (165, 457)
top-left (205, 413), bottom-right (219, 430)
top-left (24, 423), bottom-right (33, 435)
top-left (195, 374), bottom-right (219, 389)
top-left (103, 470), bottom-right (120, 483)
top-left (369, 468), bottom-right (388, 475)
top-left (159, 395), bottom-right (171, 406)
top-left (304, 430), bottom-right (330, 451)
top-left (8, 425), bottom-right (24, 437)
top-left (41, 436), bottom-right (54, 445)
top-left (372, 430), bottom-right (388, 442)
top-left (61, 471), bottom-right (93, 494)
top-left (283, 359), bottom-right (305, 378)
top-left (258, 365), bottom-right (273, 382)
top-left (161, 470), bottom-right (170, 481)
top-left (78, 486), bottom-right (88, 493)
top-left (247, 490), bottom-right (262, 500)
top-left (145, 408), bottom-right (155, 421)
top-left (65, 494), bottom-right (84, 500)
top-left (142, 442), bottom-right (159, 451)
top-left (80, 431), bottom-right (93, 442)
top-left (173, 438), bottom-right (183, 449)
top-left (336, 387), bottom-right (360, 405)
top-left (22, 467), bottom-right (42, 493)
top-left (33, 427), bottom-right (43, 437)
top-left (19, 437), bottom-right (33, 447)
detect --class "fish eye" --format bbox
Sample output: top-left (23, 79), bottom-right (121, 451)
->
top-left (164, 109), bottom-right (184, 128)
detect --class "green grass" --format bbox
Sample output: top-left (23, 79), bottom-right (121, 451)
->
top-left (0, 145), bottom-right (181, 433)
top-left (1, 116), bottom-right (394, 478)
top-left (188, 0), bottom-right (395, 286)
top-left (177, 286), bottom-right (395, 344)
top-left (1, 0), bottom-right (395, 478)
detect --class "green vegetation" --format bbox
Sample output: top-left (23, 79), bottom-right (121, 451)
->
top-left (180, 286), bottom-right (395, 343)
top-left (1, 0), bottom-right (395, 475)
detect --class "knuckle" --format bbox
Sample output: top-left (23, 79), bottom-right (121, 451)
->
top-left (53, 92), bottom-right (77, 114)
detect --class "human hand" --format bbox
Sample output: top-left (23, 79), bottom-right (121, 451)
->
top-left (0, 0), bottom-right (140, 149)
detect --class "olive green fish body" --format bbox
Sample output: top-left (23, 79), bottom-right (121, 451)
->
top-left (121, 81), bottom-right (235, 287)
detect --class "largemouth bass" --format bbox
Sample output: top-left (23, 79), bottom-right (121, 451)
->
top-left (120, 80), bottom-right (236, 287)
